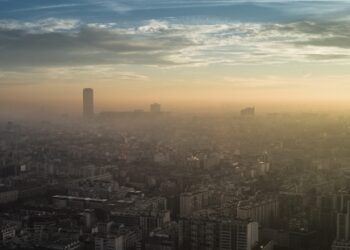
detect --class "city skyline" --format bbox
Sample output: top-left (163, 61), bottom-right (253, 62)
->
top-left (2, 1), bottom-right (350, 115)
top-left (83, 87), bottom-right (166, 117)
top-left (2, 2), bottom-right (350, 250)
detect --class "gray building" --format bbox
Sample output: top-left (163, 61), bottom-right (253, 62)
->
top-left (150, 103), bottom-right (161, 113)
top-left (83, 88), bottom-right (94, 119)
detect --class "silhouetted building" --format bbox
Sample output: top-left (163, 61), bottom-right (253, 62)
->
top-left (83, 88), bottom-right (94, 119)
top-left (150, 103), bottom-right (161, 113)
top-left (240, 107), bottom-right (255, 116)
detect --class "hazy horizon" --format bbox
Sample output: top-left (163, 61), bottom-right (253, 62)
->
top-left (2, 0), bottom-right (350, 115)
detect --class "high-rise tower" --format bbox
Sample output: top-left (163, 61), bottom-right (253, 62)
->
top-left (83, 88), bottom-right (94, 119)
top-left (150, 103), bottom-right (161, 113)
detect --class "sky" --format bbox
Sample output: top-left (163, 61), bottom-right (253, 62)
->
top-left (2, 0), bottom-right (350, 114)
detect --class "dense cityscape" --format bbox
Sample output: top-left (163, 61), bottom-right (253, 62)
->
top-left (1, 88), bottom-right (350, 250)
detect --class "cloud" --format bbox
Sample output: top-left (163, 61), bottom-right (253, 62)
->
top-left (1, 18), bottom-right (350, 72)
top-left (272, 21), bottom-right (350, 61)
top-left (10, 4), bottom-right (82, 12)
top-left (137, 20), bottom-right (170, 33)
top-left (0, 66), bottom-right (150, 85)
top-left (92, 0), bottom-right (132, 13)
top-left (0, 18), bottom-right (80, 33)
top-left (92, 0), bottom-right (350, 14)
top-left (0, 20), bottom-right (194, 69)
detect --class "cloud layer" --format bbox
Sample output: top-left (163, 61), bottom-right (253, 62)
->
top-left (1, 18), bottom-right (350, 71)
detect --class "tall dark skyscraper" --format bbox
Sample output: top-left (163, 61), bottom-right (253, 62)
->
top-left (83, 88), bottom-right (94, 119)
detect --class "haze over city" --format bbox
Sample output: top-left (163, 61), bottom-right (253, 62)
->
top-left (3, 2), bottom-right (350, 250)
